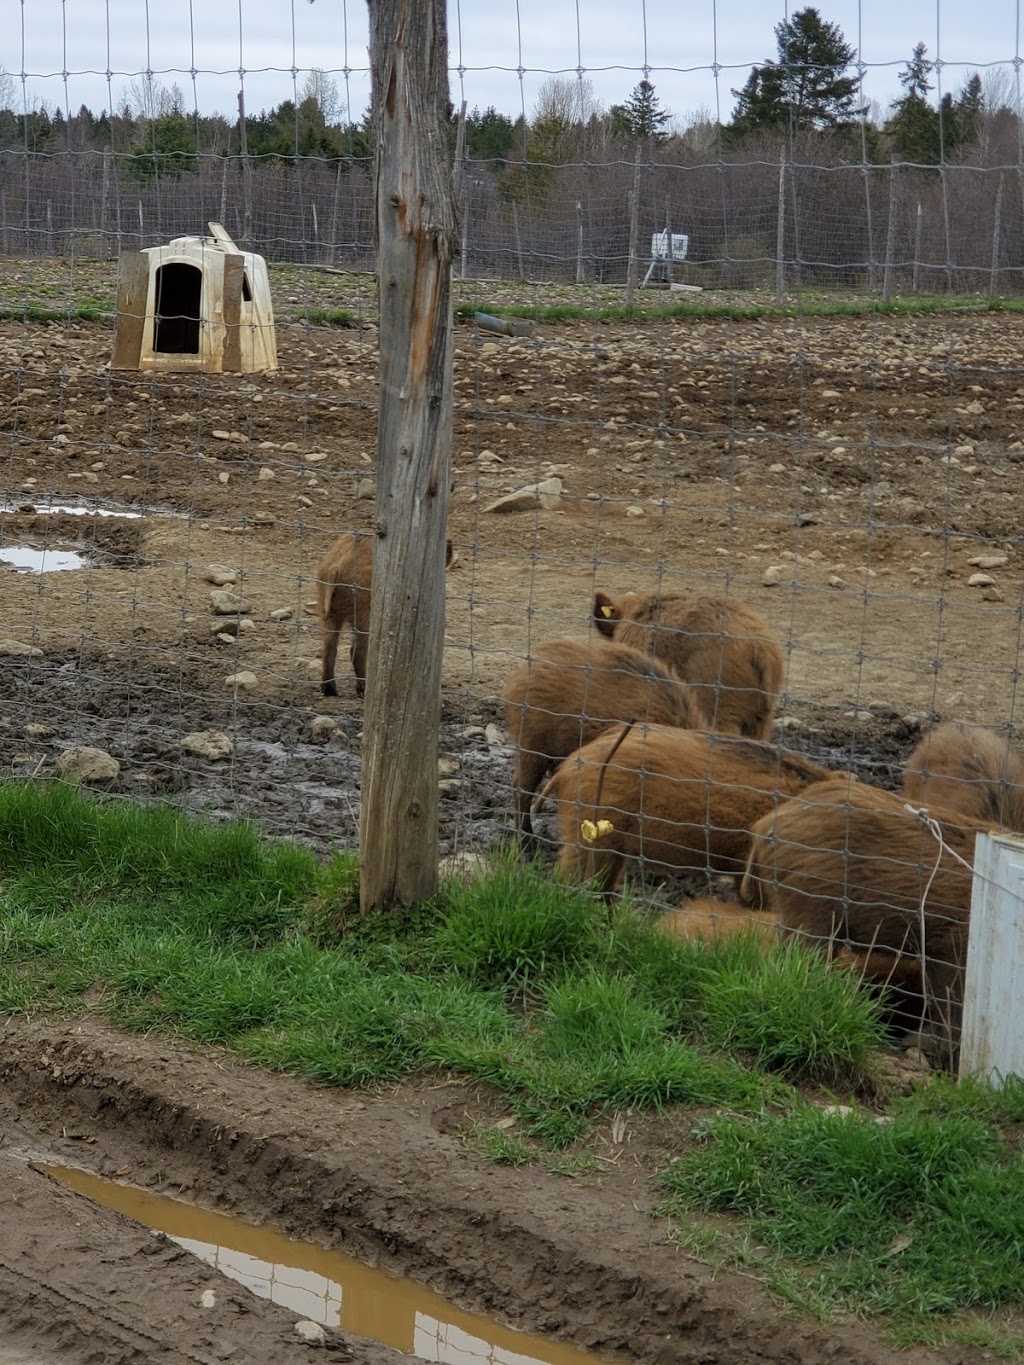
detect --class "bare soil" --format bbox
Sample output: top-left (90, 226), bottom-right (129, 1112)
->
top-left (0, 1015), bottom-right (986, 1365)
top-left (1, 265), bottom-right (1022, 1360)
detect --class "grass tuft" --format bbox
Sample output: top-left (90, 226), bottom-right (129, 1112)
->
top-left (660, 1106), bottom-right (1024, 1322)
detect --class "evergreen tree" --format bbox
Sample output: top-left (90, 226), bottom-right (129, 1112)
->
top-left (607, 80), bottom-right (671, 142)
top-left (463, 106), bottom-right (516, 163)
top-left (887, 47), bottom-right (985, 165)
top-left (950, 73), bottom-right (984, 151)
top-left (123, 112), bottom-right (199, 181)
top-left (886, 43), bottom-right (939, 164)
top-left (730, 7), bottom-right (859, 134)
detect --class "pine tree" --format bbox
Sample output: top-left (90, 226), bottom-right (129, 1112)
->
top-left (887, 47), bottom-right (984, 165)
top-left (608, 80), bottom-right (671, 142)
top-left (730, 7), bottom-right (859, 135)
top-left (887, 43), bottom-right (940, 164)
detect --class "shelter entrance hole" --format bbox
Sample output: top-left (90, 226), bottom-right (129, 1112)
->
top-left (154, 263), bottom-right (202, 354)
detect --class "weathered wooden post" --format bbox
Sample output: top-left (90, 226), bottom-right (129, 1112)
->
top-left (775, 149), bottom-right (786, 303)
top-left (990, 172), bottom-right (1005, 298)
top-left (882, 159), bottom-right (898, 302)
top-left (359, 0), bottom-right (458, 915)
top-left (625, 144), bottom-right (641, 305)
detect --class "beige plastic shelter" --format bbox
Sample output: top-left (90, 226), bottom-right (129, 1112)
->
top-left (111, 222), bottom-right (277, 373)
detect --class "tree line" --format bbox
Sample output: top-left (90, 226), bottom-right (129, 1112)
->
top-left (0, 8), bottom-right (1021, 293)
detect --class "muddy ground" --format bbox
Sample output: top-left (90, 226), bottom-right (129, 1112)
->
top-left (0, 1015), bottom-right (988, 1365)
top-left (1, 261), bottom-right (1023, 1361)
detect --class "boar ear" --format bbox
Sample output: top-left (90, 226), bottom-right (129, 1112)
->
top-left (593, 591), bottom-right (619, 636)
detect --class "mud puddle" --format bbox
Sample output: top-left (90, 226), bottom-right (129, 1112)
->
top-left (0, 545), bottom-right (88, 572)
top-left (41, 1163), bottom-right (618, 1365)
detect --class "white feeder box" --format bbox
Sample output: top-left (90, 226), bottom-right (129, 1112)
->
top-left (111, 221), bottom-right (278, 373)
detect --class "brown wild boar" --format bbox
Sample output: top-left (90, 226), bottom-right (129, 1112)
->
top-left (592, 589), bottom-right (783, 741)
top-left (537, 724), bottom-right (831, 896)
top-left (740, 776), bottom-right (990, 1057)
top-left (317, 533), bottom-right (453, 697)
top-left (903, 720), bottom-right (1024, 830)
top-left (503, 638), bottom-right (708, 847)
top-left (658, 897), bottom-right (781, 947)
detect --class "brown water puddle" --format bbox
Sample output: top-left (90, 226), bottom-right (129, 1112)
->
top-left (41, 1164), bottom-right (619, 1365)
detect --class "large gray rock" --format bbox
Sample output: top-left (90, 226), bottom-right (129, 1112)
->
top-left (55, 746), bottom-right (120, 783)
top-left (484, 476), bottom-right (562, 514)
top-left (0, 639), bottom-right (43, 658)
top-left (179, 730), bottom-right (234, 760)
top-left (209, 589), bottom-right (250, 615)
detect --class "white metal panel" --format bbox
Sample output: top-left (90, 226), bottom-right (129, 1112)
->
top-left (960, 831), bottom-right (1024, 1085)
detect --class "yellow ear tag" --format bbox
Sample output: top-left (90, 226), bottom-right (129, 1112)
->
top-left (600, 605), bottom-right (613, 618)
top-left (580, 819), bottom-right (614, 844)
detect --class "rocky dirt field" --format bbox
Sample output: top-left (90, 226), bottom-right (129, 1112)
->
top-left (0, 259), bottom-right (1022, 1362)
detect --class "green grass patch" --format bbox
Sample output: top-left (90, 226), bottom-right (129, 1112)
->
top-left (0, 302), bottom-right (112, 323)
top-left (4, 780), bottom-right (1023, 1338)
top-left (293, 305), bottom-right (360, 327)
top-left (455, 294), bottom-right (1024, 327)
top-left (660, 1104), bottom-right (1024, 1336)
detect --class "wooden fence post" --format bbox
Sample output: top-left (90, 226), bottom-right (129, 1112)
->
top-left (960, 831), bottom-right (1024, 1085)
top-left (776, 150), bottom-right (786, 304)
top-left (882, 160), bottom-right (898, 302)
top-left (359, 0), bottom-right (458, 915)
top-left (625, 144), bottom-right (641, 305)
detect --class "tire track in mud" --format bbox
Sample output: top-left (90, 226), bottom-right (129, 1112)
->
top-left (0, 1017), bottom-right (967, 1365)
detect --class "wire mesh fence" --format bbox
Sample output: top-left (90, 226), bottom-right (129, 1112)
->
top-left (2, 1), bottom-right (1024, 1064)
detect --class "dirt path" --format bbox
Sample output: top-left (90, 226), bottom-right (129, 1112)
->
top-left (0, 1015), bottom-right (985, 1365)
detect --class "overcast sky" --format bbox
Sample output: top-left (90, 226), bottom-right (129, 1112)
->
top-left (13, 0), bottom-right (1024, 126)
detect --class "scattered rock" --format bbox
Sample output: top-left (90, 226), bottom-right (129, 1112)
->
top-left (626, 505), bottom-right (645, 518)
top-left (209, 589), bottom-right (250, 615)
top-left (178, 730), bottom-right (233, 760)
top-left (199, 1288), bottom-right (217, 1309)
top-left (204, 565), bottom-right (238, 587)
top-left (55, 746), bottom-right (120, 783)
top-left (215, 632), bottom-right (236, 645)
top-left (309, 715), bottom-right (338, 740)
top-left (761, 566), bottom-right (783, 586)
top-left (483, 476), bottom-right (562, 514)
top-left (828, 575), bottom-right (847, 589)
top-left (0, 639), bottom-right (43, 657)
top-left (257, 466), bottom-right (275, 482)
top-left (24, 723), bottom-right (56, 738)
top-left (304, 452), bottom-right (329, 464)
top-left (968, 554), bottom-right (1007, 569)
top-left (269, 606), bottom-right (294, 622)
top-left (294, 1320), bottom-right (326, 1345)
top-left (356, 477), bottom-right (375, 500)
top-left (225, 670), bottom-right (258, 691)
top-left (484, 722), bottom-right (504, 747)
top-left (981, 586), bottom-right (1005, 602)
top-left (967, 573), bottom-right (996, 587)
top-left (945, 690), bottom-right (967, 709)
top-left (439, 851), bottom-right (490, 881)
